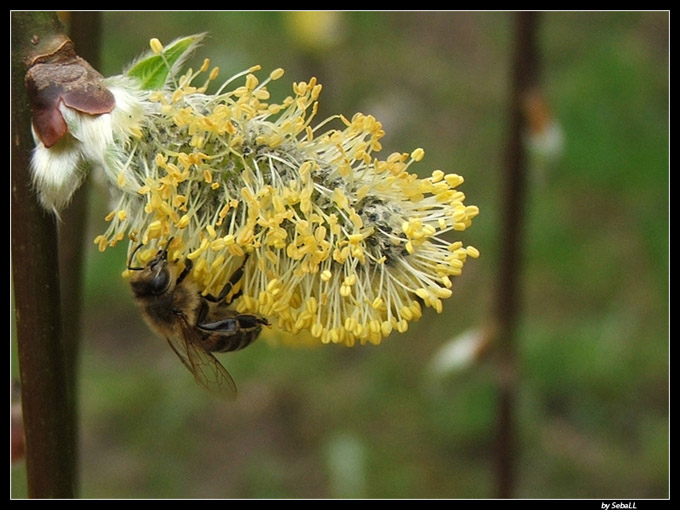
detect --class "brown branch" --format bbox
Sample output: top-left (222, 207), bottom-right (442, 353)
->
top-left (11, 11), bottom-right (75, 498)
top-left (493, 11), bottom-right (541, 499)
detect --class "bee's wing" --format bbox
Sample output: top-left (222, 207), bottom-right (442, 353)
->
top-left (165, 321), bottom-right (238, 400)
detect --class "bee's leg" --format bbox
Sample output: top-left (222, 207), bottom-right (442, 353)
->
top-left (176, 258), bottom-right (193, 285)
top-left (194, 298), bottom-right (210, 325)
top-left (204, 256), bottom-right (248, 304)
top-left (222, 288), bottom-right (243, 306)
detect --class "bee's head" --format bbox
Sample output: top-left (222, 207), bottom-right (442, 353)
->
top-left (128, 241), bottom-right (173, 298)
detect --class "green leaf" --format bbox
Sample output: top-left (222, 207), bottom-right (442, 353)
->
top-left (126, 34), bottom-right (204, 90)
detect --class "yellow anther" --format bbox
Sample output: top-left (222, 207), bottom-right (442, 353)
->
top-left (431, 169), bottom-right (444, 182)
top-left (411, 148), bottom-right (425, 161)
top-left (270, 68), bottom-right (285, 80)
top-left (466, 246), bottom-right (480, 258)
top-left (149, 38), bottom-right (163, 54)
top-left (415, 288), bottom-right (429, 300)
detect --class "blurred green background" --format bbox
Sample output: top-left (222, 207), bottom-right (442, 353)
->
top-left (11, 11), bottom-right (668, 499)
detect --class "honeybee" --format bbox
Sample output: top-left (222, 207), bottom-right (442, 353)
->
top-left (127, 239), bottom-right (269, 399)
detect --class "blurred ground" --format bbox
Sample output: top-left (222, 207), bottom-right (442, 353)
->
top-left (11, 11), bottom-right (668, 499)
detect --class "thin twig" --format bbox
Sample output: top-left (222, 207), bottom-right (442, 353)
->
top-left (493, 11), bottom-right (541, 499)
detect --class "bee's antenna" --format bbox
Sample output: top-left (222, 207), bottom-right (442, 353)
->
top-left (127, 243), bottom-right (146, 271)
top-left (161, 237), bottom-right (175, 260)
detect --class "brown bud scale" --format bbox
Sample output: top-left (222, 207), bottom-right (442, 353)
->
top-left (25, 41), bottom-right (115, 147)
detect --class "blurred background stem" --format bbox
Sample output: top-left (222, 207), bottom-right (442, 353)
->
top-left (56, 11), bottom-right (104, 497)
top-left (11, 11), bottom-right (75, 498)
top-left (493, 11), bottom-right (541, 499)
